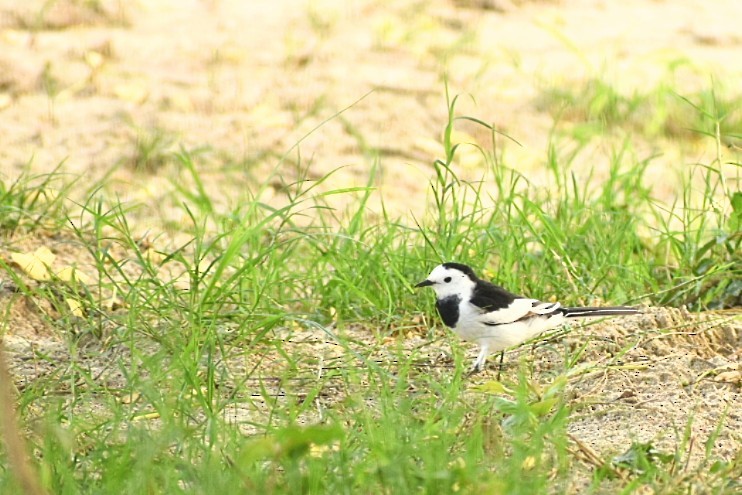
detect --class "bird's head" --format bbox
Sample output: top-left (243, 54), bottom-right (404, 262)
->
top-left (415, 262), bottom-right (477, 298)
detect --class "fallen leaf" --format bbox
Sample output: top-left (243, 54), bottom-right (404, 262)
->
top-left (473, 380), bottom-right (511, 395)
top-left (11, 247), bottom-right (56, 281)
top-left (65, 297), bottom-right (84, 317)
top-left (120, 392), bottom-right (141, 404)
top-left (56, 266), bottom-right (93, 284)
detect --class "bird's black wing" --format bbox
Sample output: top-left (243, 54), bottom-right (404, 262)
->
top-left (471, 280), bottom-right (560, 325)
top-left (469, 280), bottom-right (520, 312)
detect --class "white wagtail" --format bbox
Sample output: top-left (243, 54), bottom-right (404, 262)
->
top-left (415, 262), bottom-right (639, 373)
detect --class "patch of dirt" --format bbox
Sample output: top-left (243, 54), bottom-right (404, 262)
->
top-left (560, 309), bottom-right (741, 473)
top-left (1, 0), bottom-right (741, 222)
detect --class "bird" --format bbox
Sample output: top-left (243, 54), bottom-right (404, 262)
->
top-left (415, 262), bottom-right (640, 373)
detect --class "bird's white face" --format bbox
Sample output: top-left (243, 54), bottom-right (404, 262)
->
top-left (416, 264), bottom-right (476, 299)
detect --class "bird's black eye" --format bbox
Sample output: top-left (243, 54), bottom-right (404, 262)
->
top-left (444, 277), bottom-right (452, 283)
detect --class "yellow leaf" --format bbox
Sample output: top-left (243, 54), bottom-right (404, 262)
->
top-left (472, 380), bottom-right (511, 395)
top-left (56, 266), bottom-right (93, 284)
top-left (120, 392), bottom-right (141, 404)
top-left (10, 247), bottom-right (56, 281)
top-left (56, 267), bottom-right (73, 281)
top-left (33, 246), bottom-right (55, 264)
top-left (65, 297), bottom-right (84, 317)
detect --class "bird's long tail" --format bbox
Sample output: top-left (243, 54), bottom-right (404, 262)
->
top-left (560, 306), bottom-right (639, 318)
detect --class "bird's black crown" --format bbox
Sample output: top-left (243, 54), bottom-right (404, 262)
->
top-left (441, 262), bottom-right (478, 280)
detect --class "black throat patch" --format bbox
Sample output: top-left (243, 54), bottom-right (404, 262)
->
top-left (435, 295), bottom-right (461, 328)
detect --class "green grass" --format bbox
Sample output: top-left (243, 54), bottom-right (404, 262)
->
top-left (537, 73), bottom-right (742, 147)
top-left (0, 87), bottom-right (740, 494)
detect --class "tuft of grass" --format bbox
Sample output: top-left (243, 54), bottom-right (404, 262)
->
top-left (0, 164), bottom-right (80, 233)
top-left (649, 105), bottom-right (741, 308)
top-left (125, 126), bottom-right (177, 173)
top-left (10, 0), bottom-right (130, 31)
top-left (537, 75), bottom-right (742, 146)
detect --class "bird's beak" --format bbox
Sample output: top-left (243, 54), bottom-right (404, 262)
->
top-left (415, 279), bottom-right (434, 288)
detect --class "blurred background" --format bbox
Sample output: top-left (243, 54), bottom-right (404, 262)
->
top-left (1, 0), bottom-right (740, 226)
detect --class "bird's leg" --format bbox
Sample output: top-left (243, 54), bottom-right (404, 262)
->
top-left (466, 366), bottom-right (481, 377)
top-left (467, 344), bottom-right (489, 377)
top-left (496, 350), bottom-right (505, 381)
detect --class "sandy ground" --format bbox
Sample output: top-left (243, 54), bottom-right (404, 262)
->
top-left (1, 0), bottom-right (741, 218)
top-left (0, 0), bottom-right (740, 486)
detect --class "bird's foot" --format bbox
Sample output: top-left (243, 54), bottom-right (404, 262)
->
top-left (466, 362), bottom-right (485, 377)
